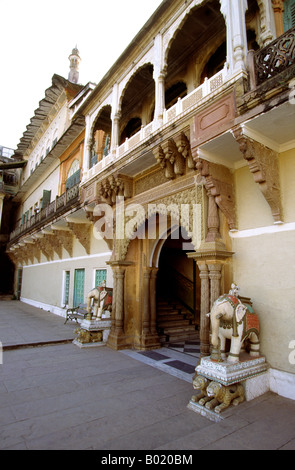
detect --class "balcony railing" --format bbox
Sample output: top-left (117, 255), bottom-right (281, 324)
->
top-left (253, 26), bottom-right (295, 86)
top-left (86, 65), bottom-right (229, 180)
top-left (9, 183), bottom-right (80, 243)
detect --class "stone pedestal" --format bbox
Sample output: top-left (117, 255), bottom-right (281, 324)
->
top-left (188, 353), bottom-right (269, 422)
top-left (73, 317), bottom-right (112, 348)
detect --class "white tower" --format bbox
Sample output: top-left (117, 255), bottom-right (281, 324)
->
top-left (68, 46), bottom-right (81, 84)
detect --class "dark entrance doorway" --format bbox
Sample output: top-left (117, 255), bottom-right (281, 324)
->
top-left (156, 228), bottom-right (200, 346)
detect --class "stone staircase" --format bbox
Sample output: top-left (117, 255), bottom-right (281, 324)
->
top-left (157, 298), bottom-right (199, 345)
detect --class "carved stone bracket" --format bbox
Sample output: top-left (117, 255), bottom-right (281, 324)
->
top-left (97, 174), bottom-right (132, 206)
top-left (233, 126), bottom-right (282, 223)
top-left (153, 132), bottom-right (195, 180)
top-left (195, 157), bottom-right (236, 231)
top-left (51, 228), bottom-right (73, 258)
top-left (67, 222), bottom-right (91, 254)
top-left (34, 236), bottom-right (54, 261)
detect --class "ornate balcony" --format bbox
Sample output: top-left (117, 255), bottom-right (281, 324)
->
top-left (84, 65), bottom-right (231, 182)
top-left (252, 26), bottom-right (295, 87)
top-left (9, 183), bottom-right (80, 244)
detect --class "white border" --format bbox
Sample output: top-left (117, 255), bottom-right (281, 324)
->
top-left (22, 251), bottom-right (112, 268)
top-left (229, 222), bottom-right (295, 239)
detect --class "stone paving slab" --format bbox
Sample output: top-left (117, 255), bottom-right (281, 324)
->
top-left (0, 301), bottom-right (295, 451)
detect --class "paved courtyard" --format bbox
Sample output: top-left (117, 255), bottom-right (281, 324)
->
top-left (0, 300), bottom-right (295, 451)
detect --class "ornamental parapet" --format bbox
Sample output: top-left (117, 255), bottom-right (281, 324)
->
top-left (8, 183), bottom-right (80, 245)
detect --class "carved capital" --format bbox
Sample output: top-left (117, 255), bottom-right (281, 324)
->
top-left (233, 127), bottom-right (282, 223)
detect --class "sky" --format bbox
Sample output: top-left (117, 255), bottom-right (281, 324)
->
top-left (0, 0), bottom-right (163, 151)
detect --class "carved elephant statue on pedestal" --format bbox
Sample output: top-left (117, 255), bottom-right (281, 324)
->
top-left (207, 292), bottom-right (260, 363)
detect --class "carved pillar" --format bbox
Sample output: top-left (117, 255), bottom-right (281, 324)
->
top-left (83, 116), bottom-right (92, 178)
top-left (153, 33), bottom-right (166, 127)
top-left (0, 193), bottom-right (5, 231)
top-left (272, 0), bottom-right (284, 37)
top-left (197, 262), bottom-right (210, 358)
top-left (143, 269), bottom-right (151, 336)
top-left (115, 266), bottom-right (125, 334)
top-left (106, 260), bottom-right (132, 350)
top-left (220, 0), bottom-right (248, 74)
top-left (208, 263), bottom-right (222, 308)
top-left (140, 267), bottom-right (161, 349)
top-left (111, 112), bottom-right (121, 153)
top-left (150, 268), bottom-right (158, 335)
top-left (154, 71), bottom-right (166, 126)
top-left (111, 83), bottom-right (121, 154)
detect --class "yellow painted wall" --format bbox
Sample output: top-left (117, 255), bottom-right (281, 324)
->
top-left (232, 149), bottom-right (295, 374)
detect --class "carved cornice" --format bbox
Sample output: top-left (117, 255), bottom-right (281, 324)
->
top-left (233, 126), bottom-right (282, 223)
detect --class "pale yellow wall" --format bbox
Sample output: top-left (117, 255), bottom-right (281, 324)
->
top-left (17, 161), bottom-right (60, 221)
top-left (232, 149), bottom-right (295, 374)
top-left (280, 149), bottom-right (295, 223)
top-left (232, 231), bottom-right (295, 374)
top-left (20, 233), bottom-right (112, 309)
top-left (234, 164), bottom-right (273, 230)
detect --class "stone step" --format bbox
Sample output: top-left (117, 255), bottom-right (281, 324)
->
top-left (158, 319), bottom-right (191, 329)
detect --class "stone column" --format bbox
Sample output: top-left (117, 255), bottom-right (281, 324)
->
top-left (149, 268), bottom-right (158, 335)
top-left (143, 269), bottom-right (151, 335)
top-left (106, 261), bottom-right (131, 350)
top-left (220, 0), bottom-right (248, 74)
top-left (114, 266), bottom-right (125, 334)
top-left (154, 71), bottom-right (166, 126)
top-left (153, 33), bottom-right (166, 127)
top-left (0, 193), bottom-right (5, 231)
top-left (197, 261), bottom-right (210, 357)
top-left (272, 0), bottom-right (284, 37)
top-left (111, 112), bottom-right (121, 153)
top-left (208, 262), bottom-right (222, 308)
top-left (82, 115), bottom-right (92, 178)
top-left (141, 267), bottom-right (161, 350)
top-left (111, 83), bottom-right (120, 154)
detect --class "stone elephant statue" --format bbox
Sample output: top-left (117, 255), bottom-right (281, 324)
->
top-left (86, 281), bottom-right (113, 319)
top-left (207, 287), bottom-right (260, 363)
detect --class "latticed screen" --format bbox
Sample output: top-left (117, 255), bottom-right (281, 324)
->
top-left (95, 269), bottom-right (107, 287)
top-left (284, 0), bottom-right (295, 31)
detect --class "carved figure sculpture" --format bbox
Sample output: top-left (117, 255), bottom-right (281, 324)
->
top-left (207, 285), bottom-right (260, 363)
top-left (87, 281), bottom-right (112, 319)
top-left (191, 375), bottom-right (212, 406)
top-left (205, 381), bottom-right (245, 414)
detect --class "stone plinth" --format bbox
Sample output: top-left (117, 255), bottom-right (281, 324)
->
top-left (196, 353), bottom-right (268, 386)
top-left (73, 318), bottom-right (112, 348)
top-left (188, 353), bottom-right (270, 422)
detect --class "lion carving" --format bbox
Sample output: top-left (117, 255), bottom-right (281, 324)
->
top-left (205, 381), bottom-right (245, 414)
top-left (192, 375), bottom-right (212, 406)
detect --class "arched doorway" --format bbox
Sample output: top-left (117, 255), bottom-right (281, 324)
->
top-left (155, 226), bottom-right (200, 347)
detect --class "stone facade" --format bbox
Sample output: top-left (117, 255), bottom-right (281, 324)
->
top-left (6, 1), bottom-right (295, 401)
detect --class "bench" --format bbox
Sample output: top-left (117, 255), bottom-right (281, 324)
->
top-left (64, 304), bottom-right (88, 324)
